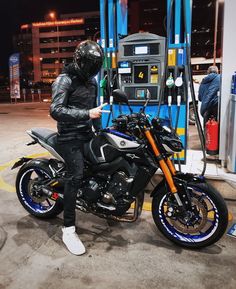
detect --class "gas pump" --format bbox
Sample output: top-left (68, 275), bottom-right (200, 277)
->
top-left (102, 32), bottom-right (169, 136)
top-left (99, 0), bottom-right (197, 165)
top-left (155, 0), bottom-right (193, 164)
top-left (115, 30), bottom-right (189, 163)
top-left (117, 33), bottom-right (165, 103)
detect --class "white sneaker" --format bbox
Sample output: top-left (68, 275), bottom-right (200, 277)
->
top-left (62, 226), bottom-right (86, 255)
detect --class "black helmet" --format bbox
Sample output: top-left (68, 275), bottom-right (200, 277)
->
top-left (73, 40), bottom-right (104, 81)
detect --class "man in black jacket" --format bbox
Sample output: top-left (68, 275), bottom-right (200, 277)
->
top-left (50, 40), bottom-right (105, 255)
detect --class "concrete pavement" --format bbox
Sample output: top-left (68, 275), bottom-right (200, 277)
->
top-left (0, 102), bottom-right (236, 289)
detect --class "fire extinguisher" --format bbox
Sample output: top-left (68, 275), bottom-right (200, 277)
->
top-left (205, 118), bottom-right (219, 155)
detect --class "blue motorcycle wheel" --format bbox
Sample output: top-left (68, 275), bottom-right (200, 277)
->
top-left (152, 182), bottom-right (228, 248)
top-left (16, 161), bottom-right (63, 219)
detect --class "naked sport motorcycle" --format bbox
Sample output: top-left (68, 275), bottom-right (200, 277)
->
top-left (12, 89), bottom-right (228, 248)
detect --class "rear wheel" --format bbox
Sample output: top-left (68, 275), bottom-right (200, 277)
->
top-left (16, 160), bottom-right (63, 219)
top-left (152, 182), bottom-right (228, 248)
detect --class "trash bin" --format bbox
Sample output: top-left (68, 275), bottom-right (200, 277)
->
top-left (227, 94), bottom-right (236, 173)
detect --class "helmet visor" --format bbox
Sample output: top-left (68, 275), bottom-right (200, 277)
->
top-left (80, 58), bottom-right (103, 79)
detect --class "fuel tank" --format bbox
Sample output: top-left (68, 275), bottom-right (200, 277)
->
top-left (84, 131), bottom-right (140, 164)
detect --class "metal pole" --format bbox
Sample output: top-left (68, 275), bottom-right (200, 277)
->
top-left (31, 89), bottom-right (34, 102)
top-left (38, 89), bottom-right (41, 102)
top-left (57, 23), bottom-right (60, 74)
top-left (23, 88), bottom-right (26, 102)
top-left (213, 0), bottom-right (219, 66)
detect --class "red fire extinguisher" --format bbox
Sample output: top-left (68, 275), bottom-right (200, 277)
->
top-left (205, 118), bottom-right (219, 155)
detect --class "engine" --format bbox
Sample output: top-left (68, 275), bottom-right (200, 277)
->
top-left (106, 171), bottom-right (133, 201)
top-left (78, 178), bottom-right (104, 204)
top-left (101, 171), bottom-right (134, 215)
top-left (78, 172), bottom-right (133, 216)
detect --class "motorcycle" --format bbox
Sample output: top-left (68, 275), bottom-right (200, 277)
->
top-left (12, 89), bottom-right (228, 249)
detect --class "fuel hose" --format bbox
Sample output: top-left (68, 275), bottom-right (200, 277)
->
top-left (157, 0), bottom-right (174, 118)
top-left (182, 0), bottom-right (207, 176)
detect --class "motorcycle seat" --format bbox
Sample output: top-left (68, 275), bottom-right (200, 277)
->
top-left (30, 128), bottom-right (57, 146)
top-left (29, 128), bottom-right (64, 162)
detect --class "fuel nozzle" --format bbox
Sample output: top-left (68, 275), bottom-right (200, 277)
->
top-left (166, 73), bottom-right (175, 128)
top-left (175, 72), bottom-right (183, 88)
top-left (99, 77), bottom-right (107, 105)
top-left (166, 72), bottom-right (175, 89)
top-left (166, 73), bottom-right (175, 107)
top-left (175, 72), bottom-right (183, 107)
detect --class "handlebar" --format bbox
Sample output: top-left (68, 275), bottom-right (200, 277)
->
top-left (111, 112), bottom-right (149, 129)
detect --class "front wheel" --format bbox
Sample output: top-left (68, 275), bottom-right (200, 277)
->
top-left (152, 182), bottom-right (228, 248)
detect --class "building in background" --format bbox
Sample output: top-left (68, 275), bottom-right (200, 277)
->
top-left (191, 0), bottom-right (223, 59)
top-left (13, 11), bottom-right (100, 84)
top-left (129, 0), bottom-right (223, 59)
top-left (13, 1), bottom-right (222, 85)
top-left (129, 0), bottom-right (166, 36)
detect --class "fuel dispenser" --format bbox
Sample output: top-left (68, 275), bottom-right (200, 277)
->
top-left (117, 33), bottom-right (165, 103)
top-left (101, 32), bottom-right (166, 124)
top-left (155, 0), bottom-right (193, 164)
top-left (100, 0), bottom-right (194, 165)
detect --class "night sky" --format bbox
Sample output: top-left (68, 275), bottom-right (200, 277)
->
top-left (0, 0), bottom-right (99, 77)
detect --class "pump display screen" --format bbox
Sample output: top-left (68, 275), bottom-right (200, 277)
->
top-left (136, 89), bottom-right (146, 100)
top-left (134, 65), bottom-right (148, 83)
top-left (134, 46), bottom-right (148, 55)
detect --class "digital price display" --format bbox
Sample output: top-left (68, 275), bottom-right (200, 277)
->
top-left (134, 46), bottom-right (148, 55)
top-left (134, 65), bottom-right (148, 83)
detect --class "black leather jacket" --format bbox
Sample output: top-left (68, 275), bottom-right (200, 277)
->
top-left (50, 64), bottom-right (100, 142)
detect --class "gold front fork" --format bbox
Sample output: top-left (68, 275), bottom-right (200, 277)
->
top-left (166, 158), bottom-right (177, 176)
top-left (144, 128), bottom-right (177, 194)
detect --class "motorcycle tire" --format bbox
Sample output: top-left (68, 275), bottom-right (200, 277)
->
top-left (152, 182), bottom-right (228, 248)
top-left (16, 160), bottom-right (63, 219)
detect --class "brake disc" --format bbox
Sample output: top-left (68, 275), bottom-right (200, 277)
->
top-left (168, 198), bottom-right (208, 234)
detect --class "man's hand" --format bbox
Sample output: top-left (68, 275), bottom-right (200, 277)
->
top-left (89, 103), bottom-right (108, 119)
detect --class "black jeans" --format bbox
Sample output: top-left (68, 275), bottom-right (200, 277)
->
top-left (57, 140), bottom-right (86, 227)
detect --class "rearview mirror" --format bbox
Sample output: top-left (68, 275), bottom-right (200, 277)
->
top-left (112, 89), bottom-right (129, 104)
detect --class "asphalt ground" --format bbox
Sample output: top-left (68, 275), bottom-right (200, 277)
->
top-left (0, 102), bottom-right (236, 289)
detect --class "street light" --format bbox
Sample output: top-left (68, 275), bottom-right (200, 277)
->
top-left (49, 12), bottom-right (56, 20)
top-left (49, 11), bottom-right (60, 75)
top-left (39, 57), bottom-right (43, 80)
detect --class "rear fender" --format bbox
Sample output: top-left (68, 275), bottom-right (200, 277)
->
top-left (11, 157), bottom-right (32, 170)
top-left (12, 158), bottom-right (55, 176)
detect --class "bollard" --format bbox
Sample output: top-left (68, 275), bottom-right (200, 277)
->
top-left (22, 88), bottom-right (26, 102)
top-left (38, 89), bottom-right (41, 102)
top-left (31, 89), bottom-right (34, 102)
